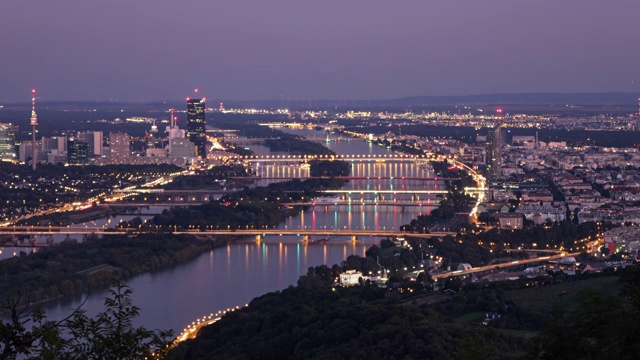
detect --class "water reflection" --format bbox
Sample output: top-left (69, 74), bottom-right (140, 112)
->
top-left (28, 129), bottom-right (442, 333)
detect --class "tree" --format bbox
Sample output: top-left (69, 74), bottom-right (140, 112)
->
top-left (0, 283), bottom-right (172, 360)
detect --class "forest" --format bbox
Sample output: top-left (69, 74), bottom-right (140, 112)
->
top-left (147, 177), bottom-right (347, 231)
top-left (172, 250), bottom-right (640, 360)
top-left (0, 234), bottom-right (216, 308)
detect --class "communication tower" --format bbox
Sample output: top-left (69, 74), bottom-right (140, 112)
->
top-left (30, 89), bottom-right (38, 171)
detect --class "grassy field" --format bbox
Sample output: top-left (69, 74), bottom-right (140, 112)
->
top-left (454, 311), bottom-right (486, 324)
top-left (505, 275), bottom-right (620, 313)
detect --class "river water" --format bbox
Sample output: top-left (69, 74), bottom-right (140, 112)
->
top-left (20, 129), bottom-right (442, 334)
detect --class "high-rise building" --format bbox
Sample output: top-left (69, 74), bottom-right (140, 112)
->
top-left (41, 136), bottom-right (66, 153)
top-left (187, 98), bottom-right (206, 159)
top-left (67, 138), bottom-right (88, 164)
top-left (77, 131), bottom-right (104, 157)
top-left (109, 132), bottom-right (131, 160)
top-left (0, 123), bottom-right (17, 161)
top-left (19, 141), bottom-right (34, 163)
top-left (486, 125), bottom-right (502, 181)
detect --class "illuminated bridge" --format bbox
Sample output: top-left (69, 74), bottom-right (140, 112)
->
top-left (214, 153), bottom-right (435, 162)
top-left (320, 189), bottom-right (448, 195)
top-left (283, 201), bottom-right (434, 207)
top-left (230, 176), bottom-right (455, 181)
top-left (0, 226), bottom-right (455, 239)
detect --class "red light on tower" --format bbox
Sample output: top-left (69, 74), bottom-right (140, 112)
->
top-left (496, 108), bottom-right (503, 114)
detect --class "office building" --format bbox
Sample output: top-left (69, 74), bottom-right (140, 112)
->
top-left (19, 141), bottom-right (34, 163)
top-left (77, 131), bottom-right (104, 157)
top-left (41, 136), bottom-right (66, 153)
top-left (169, 138), bottom-right (196, 165)
top-left (109, 132), bottom-right (131, 160)
top-left (486, 125), bottom-right (502, 182)
top-left (0, 123), bottom-right (17, 161)
top-left (67, 138), bottom-right (88, 164)
top-left (187, 98), bottom-right (206, 159)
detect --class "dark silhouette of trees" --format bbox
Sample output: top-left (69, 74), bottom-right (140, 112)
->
top-left (0, 283), bottom-right (172, 360)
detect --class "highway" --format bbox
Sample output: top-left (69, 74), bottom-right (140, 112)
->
top-left (0, 170), bottom-right (189, 227)
top-left (431, 239), bottom-right (602, 280)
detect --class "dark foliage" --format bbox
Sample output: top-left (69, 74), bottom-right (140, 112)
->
top-left (308, 160), bottom-right (350, 177)
top-left (174, 272), bottom-right (525, 360)
top-left (0, 234), bottom-right (214, 308)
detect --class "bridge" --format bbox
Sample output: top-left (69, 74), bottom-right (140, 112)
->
top-left (320, 189), bottom-right (448, 195)
top-left (284, 201), bottom-right (434, 207)
top-left (230, 176), bottom-right (455, 181)
top-left (0, 226), bottom-right (456, 240)
top-left (100, 202), bottom-right (204, 207)
top-left (114, 189), bottom-right (236, 194)
top-left (214, 153), bottom-right (435, 162)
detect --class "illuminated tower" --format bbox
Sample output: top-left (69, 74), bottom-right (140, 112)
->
top-left (187, 90), bottom-right (206, 159)
top-left (30, 89), bottom-right (38, 171)
top-left (485, 125), bottom-right (502, 182)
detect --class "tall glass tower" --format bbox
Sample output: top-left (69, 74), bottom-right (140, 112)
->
top-left (0, 123), bottom-right (17, 161)
top-left (187, 98), bottom-right (206, 159)
top-left (485, 126), bottom-right (502, 182)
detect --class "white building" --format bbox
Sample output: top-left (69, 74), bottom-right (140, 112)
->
top-left (339, 270), bottom-right (363, 286)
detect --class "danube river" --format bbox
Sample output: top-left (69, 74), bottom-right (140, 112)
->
top-left (34, 129), bottom-right (442, 334)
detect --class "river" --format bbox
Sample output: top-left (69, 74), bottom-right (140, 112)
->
top-left (23, 129), bottom-right (442, 334)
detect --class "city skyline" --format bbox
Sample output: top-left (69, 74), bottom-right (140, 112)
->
top-left (1, 1), bottom-right (640, 102)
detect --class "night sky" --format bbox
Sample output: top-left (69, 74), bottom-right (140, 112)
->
top-left (1, 0), bottom-right (639, 102)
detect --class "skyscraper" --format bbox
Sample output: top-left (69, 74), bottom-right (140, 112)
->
top-left (67, 137), bottom-right (88, 165)
top-left (486, 125), bottom-right (502, 182)
top-left (187, 98), bottom-right (206, 159)
top-left (108, 132), bottom-right (131, 162)
top-left (77, 131), bottom-right (104, 157)
top-left (0, 123), bottom-right (17, 161)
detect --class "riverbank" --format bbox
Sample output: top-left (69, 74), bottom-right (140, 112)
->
top-left (0, 233), bottom-right (223, 311)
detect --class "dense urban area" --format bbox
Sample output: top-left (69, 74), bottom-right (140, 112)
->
top-left (1, 99), bottom-right (640, 359)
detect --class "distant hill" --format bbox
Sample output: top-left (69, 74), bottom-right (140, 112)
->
top-left (2, 92), bottom-right (638, 110)
top-left (228, 92), bottom-right (640, 109)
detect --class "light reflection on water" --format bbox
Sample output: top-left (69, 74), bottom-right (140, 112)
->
top-left (39, 238), bottom-right (376, 332)
top-left (23, 129), bottom-right (442, 333)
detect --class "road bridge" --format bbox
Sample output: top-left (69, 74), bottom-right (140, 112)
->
top-left (100, 202), bottom-right (204, 208)
top-left (284, 201), bottom-right (433, 207)
top-left (320, 189), bottom-right (448, 195)
top-left (0, 226), bottom-right (456, 239)
top-left (215, 153), bottom-right (435, 162)
top-left (230, 176), bottom-right (455, 181)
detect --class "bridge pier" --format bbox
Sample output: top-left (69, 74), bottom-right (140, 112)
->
top-left (255, 234), bottom-right (262, 242)
top-left (302, 235), bottom-right (310, 242)
top-left (350, 235), bottom-right (357, 242)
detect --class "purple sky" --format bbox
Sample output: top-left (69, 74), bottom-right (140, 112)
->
top-left (1, 0), bottom-right (639, 102)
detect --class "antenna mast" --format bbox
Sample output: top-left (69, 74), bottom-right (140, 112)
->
top-left (30, 89), bottom-right (38, 171)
